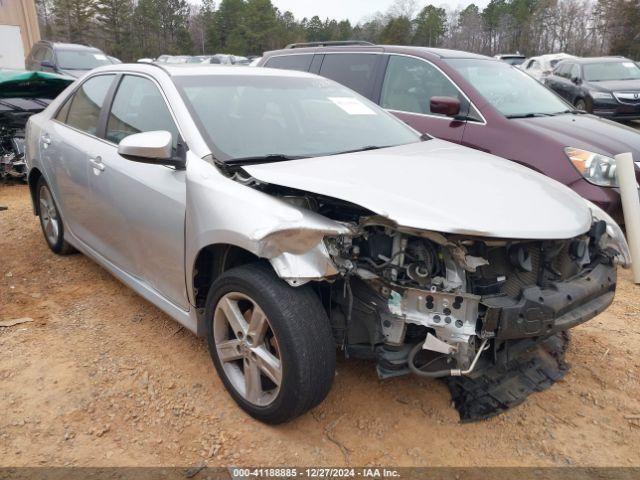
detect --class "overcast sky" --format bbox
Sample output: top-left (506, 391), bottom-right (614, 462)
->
top-left (270, 0), bottom-right (490, 23)
top-left (191, 1), bottom-right (492, 24)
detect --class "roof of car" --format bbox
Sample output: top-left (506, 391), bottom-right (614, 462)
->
top-left (264, 44), bottom-right (489, 60)
top-left (39, 41), bottom-right (102, 52)
top-left (570, 56), bottom-right (631, 64)
top-left (90, 63), bottom-right (318, 79)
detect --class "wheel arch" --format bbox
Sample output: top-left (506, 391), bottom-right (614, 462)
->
top-left (27, 168), bottom-right (44, 215)
top-left (192, 243), bottom-right (262, 312)
top-left (574, 95), bottom-right (589, 111)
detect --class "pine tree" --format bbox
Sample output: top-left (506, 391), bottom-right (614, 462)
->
top-left (51, 0), bottom-right (96, 44)
top-left (215, 0), bottom-right (246, 52)
top-left (94, 0), bottom-right (134, 59)
top-left (413, 5), bottom-right (447, 47)
top-left (243, 0), bottom-right (278, 54)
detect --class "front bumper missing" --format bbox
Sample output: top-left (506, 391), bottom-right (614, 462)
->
top-left (482, 262), bottom-right (617, 340)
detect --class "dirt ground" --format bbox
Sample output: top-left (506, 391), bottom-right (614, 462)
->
top-left (1, 182), bottom-right (640, 468)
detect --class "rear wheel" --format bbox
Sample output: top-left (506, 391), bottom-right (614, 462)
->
top-left (575, 98), bottom-right (587, 111)
top-left (205, 263), bottom-right (336, 424)
top-left (36, 177), bottom-right (75, 255)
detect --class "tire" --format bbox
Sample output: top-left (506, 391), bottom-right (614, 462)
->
top-left (446, 332), bottom-right (570, 422)
top-left (205, 263), bottom-right (336, 424)
top-left (36, 177), bottom-right (75, 255)
top-left (575, 98), bottom-right (587, 111)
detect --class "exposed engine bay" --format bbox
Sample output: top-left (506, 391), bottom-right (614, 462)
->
top-left (1, 70), bottom-right (73, 181)
top-left (261, 186), bottom-right (620, 382)
top-left (0, 98), bottom-right (39, 181)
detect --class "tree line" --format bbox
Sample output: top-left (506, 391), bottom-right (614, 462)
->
top-left (35, 0), bottom-right (640, 62)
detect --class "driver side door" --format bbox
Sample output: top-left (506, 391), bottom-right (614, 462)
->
top-left (88, 74), bottom-right (189, 309)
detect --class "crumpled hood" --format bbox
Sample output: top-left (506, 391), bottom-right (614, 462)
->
top-left (244, 140), bottom-right (593, 240)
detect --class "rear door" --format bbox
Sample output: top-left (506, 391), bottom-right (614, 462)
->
top-left (41, 74), bottom-right (116, 244)
top-left (548, 63), bottom-right (574, 101)
top-left (378, 54), bottom-right (467, 142)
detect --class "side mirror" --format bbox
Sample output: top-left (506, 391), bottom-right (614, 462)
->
top-left (118, 131), bottom-right (186, 169)
top-left (430, 96), bottom-right (461, 117)
top-left (571, 76), bottom-right (581, 85)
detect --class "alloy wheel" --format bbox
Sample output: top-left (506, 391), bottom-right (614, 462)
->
top-left (213, 292), bottom-right (282, 407)
top-left (39, 184), bottom-right (60, 246)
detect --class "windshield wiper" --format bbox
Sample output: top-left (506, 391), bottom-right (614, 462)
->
top-left (505, 112), bottom-right (555, 119)
top-left (224, 153), bottom-right (309, 167)
top-left (325, 145), bottom-right (390, 156)
top-left (546, 109), bottom-right (586, 116)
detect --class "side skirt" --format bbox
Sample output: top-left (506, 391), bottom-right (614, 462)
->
top-left (64, 230), bottom-right (199, 335)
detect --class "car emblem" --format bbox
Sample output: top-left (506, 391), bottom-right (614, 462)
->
top-left (635, 93), bottom-right (639, 99)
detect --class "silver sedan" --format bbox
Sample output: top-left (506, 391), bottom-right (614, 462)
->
top-left (25, 63), bottom-right (630, 423)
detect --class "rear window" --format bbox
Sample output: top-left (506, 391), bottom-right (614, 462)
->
top-left (318, 54), bottom-right (378, 98)
top-left (264, 55), bottom-right (313, 72)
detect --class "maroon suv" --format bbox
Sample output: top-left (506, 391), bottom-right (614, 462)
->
top-left (259, 42), bottom-right (640, 223)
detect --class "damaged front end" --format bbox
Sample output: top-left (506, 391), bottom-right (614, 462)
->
top-left (325, 218), bottom-right (623, 380)
top-left (256, 184), bottom-right (628, 384)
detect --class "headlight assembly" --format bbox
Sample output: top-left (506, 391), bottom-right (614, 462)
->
top-left (589, 91), bottom-right (614, 100)
top-left (586, 200), bottom-right (632, 268)
top-left (565, 147), bottom-right (618, 187)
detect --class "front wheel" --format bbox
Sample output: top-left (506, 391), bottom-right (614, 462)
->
top-left (205, 263), bottom-right (336, 424)
top-left (575, 98), bottom-right (587, 111)
top-left (36, 177), bottom-right (75, 255)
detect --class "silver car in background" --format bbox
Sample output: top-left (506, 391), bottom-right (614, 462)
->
top-left (25, 63), bottom-right (630, 424)
top-left (521, 53), bottom-right (576, 83)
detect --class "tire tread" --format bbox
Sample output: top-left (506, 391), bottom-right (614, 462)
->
top-left (446, 332), bottom-right (570, 422)
top-left (205, 263), bottom-right (336, 424)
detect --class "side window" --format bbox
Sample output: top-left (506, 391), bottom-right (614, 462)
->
top-left (557, 63), bottom-right (571, 78)
top-left (264, 55), bottom-right (313, 72)
top-left (570, 64), bottom-right (581, 80)
top-left (32, 46), bottom-right (45, 61)
top-left (65, 75), bottom-right (115, 135)
top-left (318, 53), bottom-right (378, 98)
top-left (106, 75), bottom-right (179, 150)
top-left (55, 97), bottom-right (72, 122)
top-left (42, 48), bottom-right (54, 63)
top-left (380, 55), bottom-right (461, 116)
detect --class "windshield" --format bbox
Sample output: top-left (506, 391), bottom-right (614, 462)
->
top-left (57, 50), bottom-right (111, 70)
top-left (583, 61), bottom-right (640, 82)
top-left (175, 74), bottom-right (420, 161)
top-left (446, 58), bottom-right (570, 117)
top-left (503, 57), bottom-right (525, 66)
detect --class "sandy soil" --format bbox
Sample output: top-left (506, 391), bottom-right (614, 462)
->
top-left (1, 183), bottom-right (640, 467)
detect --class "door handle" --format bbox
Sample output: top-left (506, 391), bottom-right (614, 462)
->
top-left (89, 156), bottom-right (105, 172)
top-left (41, 134), bottom-right (51, 147)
